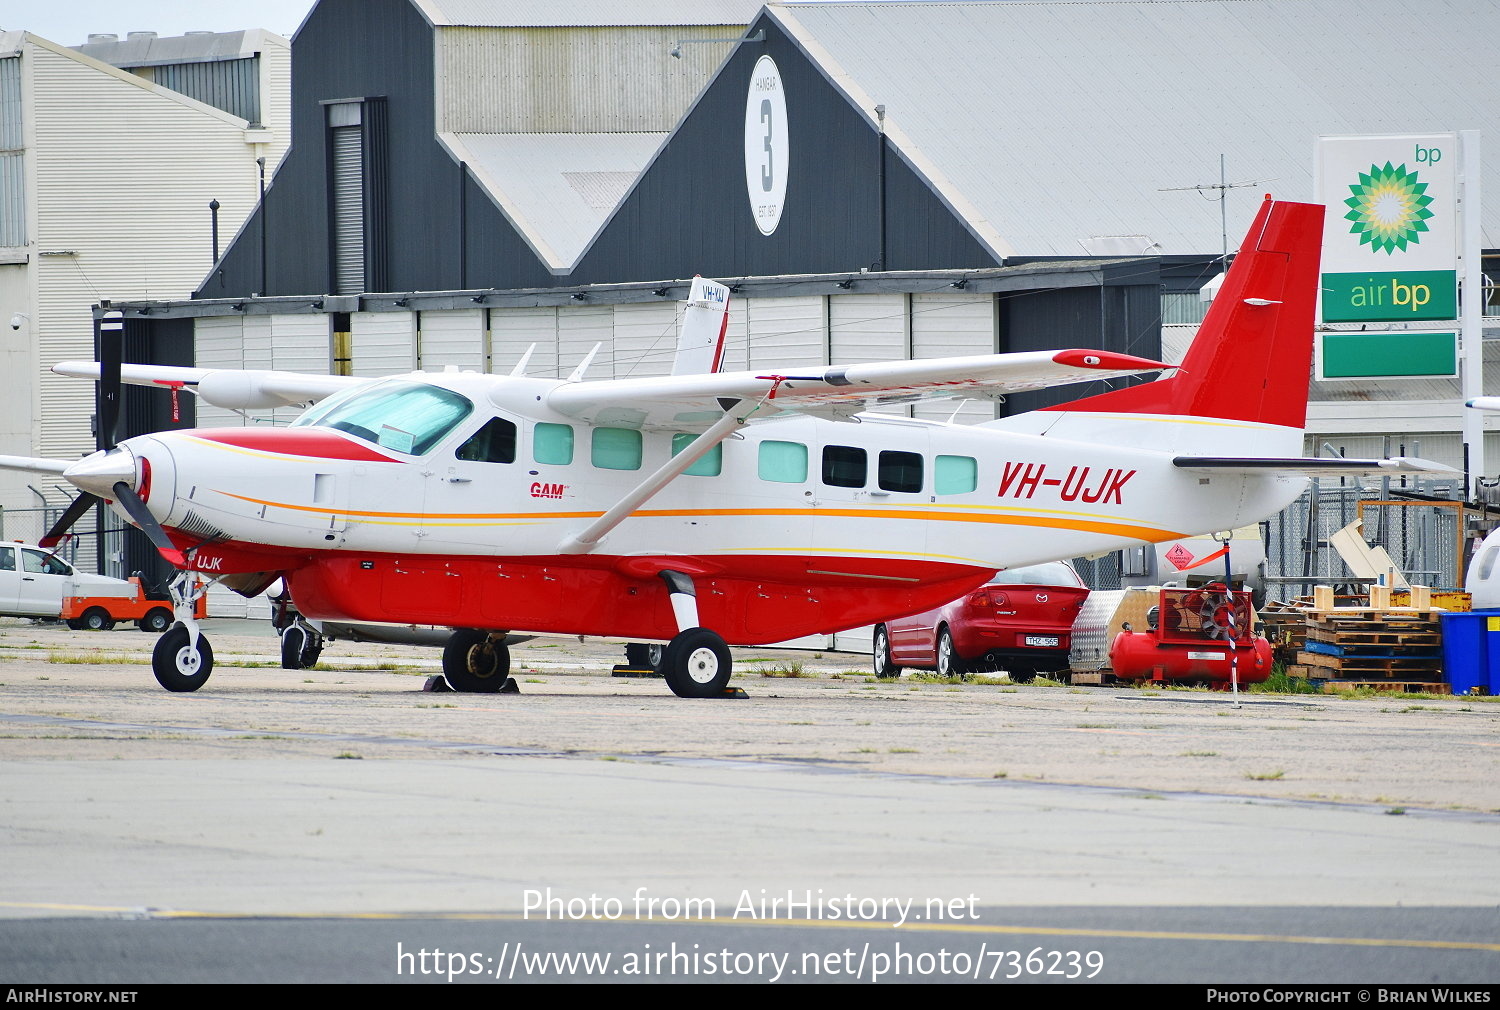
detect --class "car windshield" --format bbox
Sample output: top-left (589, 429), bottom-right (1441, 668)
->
top-left (987, 562), bottom-right (1084, 588)
top-left (292, 380), bottom-right (473, 456)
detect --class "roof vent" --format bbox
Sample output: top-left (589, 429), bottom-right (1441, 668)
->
top-left (126, 31), bottom-right (157, 41)
top-left (185, 30), bottom-right (214, 36)
top-left (86, 34), bottom-right (119, 43)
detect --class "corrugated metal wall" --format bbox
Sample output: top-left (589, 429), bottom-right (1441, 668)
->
top-left (418, 308), bottom-right (486, 371)
top-left (0, 56), bottom-right (24, 248)
top-left (29, 42), bottom-right (262, 467)
top-left (436, 25), bottom-right (739, 134)
top-left (154, 57), bottom-right (261, 124)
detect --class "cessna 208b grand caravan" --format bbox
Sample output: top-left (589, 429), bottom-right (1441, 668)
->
top-left (0, 197), bottom-right (1450, 696)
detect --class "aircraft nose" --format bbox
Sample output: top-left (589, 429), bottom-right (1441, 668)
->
top-left (62, 446), bottom-right (137, 498)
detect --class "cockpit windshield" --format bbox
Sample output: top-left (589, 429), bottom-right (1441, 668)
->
top-left (292, 380), bottom-right (474, 455)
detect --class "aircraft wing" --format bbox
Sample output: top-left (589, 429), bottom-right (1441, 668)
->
top-left (545, 349), bottom-right (1169, 427)
top-left (53, 361), bottom-right (366, 409)
top-left (1173, 456), bottom-right (1460, 477)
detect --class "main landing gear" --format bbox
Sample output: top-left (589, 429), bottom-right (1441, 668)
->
top-left (442, 629), bottom-right (516, 693)
top-left (656, 570), bottom-right (735, 698)
top-left (151, 571), bottom-right (213, 692)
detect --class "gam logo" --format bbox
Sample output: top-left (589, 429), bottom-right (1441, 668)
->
top-left (530, 482), bottom-right (567, 500)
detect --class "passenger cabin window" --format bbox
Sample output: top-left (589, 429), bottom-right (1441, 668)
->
top-left (592, 427), bottom-right (643, 470)
top-left (292, 380), bottom-right (472, 456)
top-left (878, 450), bottom-right (923, 493)
top-left (456, 417), bottom-right (517, 464)
top-left (533, 422), bottom-right (574, 465)
top-left (822, 445), bottom-right (866, 488)
top-left (671, 433), bottom-right (722, 476)
top-left (759, 440), bottom-right (808, 483)
top-left (935, 454), bottom-right (978, 494)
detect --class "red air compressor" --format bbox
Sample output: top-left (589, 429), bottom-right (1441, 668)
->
top-left (1109, 584), bottom-right (1272, 686)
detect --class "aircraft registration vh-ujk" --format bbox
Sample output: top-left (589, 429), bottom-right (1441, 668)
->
top-left (0, 198), bottom-right (1453, 696)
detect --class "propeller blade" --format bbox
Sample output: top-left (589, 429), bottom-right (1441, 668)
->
top-left (97, 316), bottom-right (122, 450)
top-left (38, 493), bottom-right (101, 549)
top-left (110, 481), bottom-right (186, 568)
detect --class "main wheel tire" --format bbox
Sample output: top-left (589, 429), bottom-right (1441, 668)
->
top-left (661, 627), bottom-right (732, 698)
top-left (281, 626), bottom-right (308, 670)
top-left (625, 642), bottom-right (664, 671)
top-left (935, 626), bottom-right (966, 678)
top-left (152, 625), bottom-right (213, 692)
top-left (137, 608), bottom-right (172, 633)
top-left (872, 624), bottom-right (902, 679)
top-left (443, 629), bottom-right (510, 693)
top-left (80, 607), bottom-right (114, 632)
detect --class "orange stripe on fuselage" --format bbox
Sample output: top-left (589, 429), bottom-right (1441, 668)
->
top-left (212, 490), bottom-right (1186, 543)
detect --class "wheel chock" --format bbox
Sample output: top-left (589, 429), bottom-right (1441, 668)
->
top-left (611, 664), bottom-right (662, 678)
top-left (422, 675), bottom-right (454, 693)
top-left (719, 686), bottom-right (748, 699)
top-left (499, 677), bottom-right (520, 694)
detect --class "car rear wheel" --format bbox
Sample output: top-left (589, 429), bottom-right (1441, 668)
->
top-left (872, 624), bottom-right (902, 679)
top-left (935, 626), bottom-right (966, 678)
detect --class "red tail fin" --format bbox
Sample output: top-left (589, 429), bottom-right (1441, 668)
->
top-left (1044, 197), bottom-right (1323, 429)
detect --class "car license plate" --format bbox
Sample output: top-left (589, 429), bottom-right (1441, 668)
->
top-left (1024, 635), bottom-right (1059, 648)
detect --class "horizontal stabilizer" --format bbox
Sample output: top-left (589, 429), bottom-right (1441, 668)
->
top-left (1173, 456), bottom-right (1459, 478)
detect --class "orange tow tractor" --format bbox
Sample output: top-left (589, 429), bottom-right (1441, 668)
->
top-left (61, 576), bottom-right (207, 632)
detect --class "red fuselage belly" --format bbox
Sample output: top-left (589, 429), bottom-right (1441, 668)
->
top-left (281, 551), bottom-right (992, 644)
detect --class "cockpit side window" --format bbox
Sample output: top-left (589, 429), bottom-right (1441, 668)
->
top-left (292, 380), bottom-right (473, 456)
top-left (456, 417), bottom-right (517, 464)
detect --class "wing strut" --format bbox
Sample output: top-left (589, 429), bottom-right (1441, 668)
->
top-left (557, 404), bottom-right (748, 555)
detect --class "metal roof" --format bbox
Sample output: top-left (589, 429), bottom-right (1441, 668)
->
top-left (413, 1), bottom-right (761, 28)
top-left (770, 0), bottom-right (1500, 256)
top-left (71, 30), bottom-right (281, 68)
top-left (443, 132), bottom-right (668, 267)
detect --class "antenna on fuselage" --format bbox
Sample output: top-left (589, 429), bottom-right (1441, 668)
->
top-left (568, 343), bottom-right (603, 382)
top-left (509, 343), bottom-right (537, 377)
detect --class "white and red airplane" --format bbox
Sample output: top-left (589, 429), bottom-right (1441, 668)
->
top-left (0, 197), bottom-right (1451, 696)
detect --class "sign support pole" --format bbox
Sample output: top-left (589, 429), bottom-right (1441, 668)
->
top-left (1461, 130), bottom-right (1485, 500)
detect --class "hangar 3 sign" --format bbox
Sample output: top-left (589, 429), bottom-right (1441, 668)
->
top-left (744, 55), bottom-right (788, 236)
top-left (1316, 134), bottom-right (1458, 323)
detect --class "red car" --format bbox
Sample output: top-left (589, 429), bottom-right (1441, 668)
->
top-left (873, 561), bottom-right (1089, 680)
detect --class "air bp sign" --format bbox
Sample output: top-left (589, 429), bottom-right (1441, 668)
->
top-left (1316, 134), bottom-right (1458, 322)
top-left (744, 55), bottom-right (788, 236)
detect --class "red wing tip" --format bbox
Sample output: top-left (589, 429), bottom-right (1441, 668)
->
top-left (1051, 349), bottom-right (1172, 371)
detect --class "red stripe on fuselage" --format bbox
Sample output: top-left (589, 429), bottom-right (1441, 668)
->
top-left (185, 428), bottom-right (399, 462)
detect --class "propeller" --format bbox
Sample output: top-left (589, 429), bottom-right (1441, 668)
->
top-left (39, 313), bottom-right (126, 550)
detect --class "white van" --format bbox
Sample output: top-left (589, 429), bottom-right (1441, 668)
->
top-left (0, 543), bottom-right (149, 628)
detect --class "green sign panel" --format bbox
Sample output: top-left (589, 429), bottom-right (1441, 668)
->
top-left (1320, 269), bottom-right (1458, 322)
top-left (1319, 330), bottom-right (1457, 379)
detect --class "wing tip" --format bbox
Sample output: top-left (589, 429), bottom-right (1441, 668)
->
top-left (1051, 349), bottom-right (1170, 371)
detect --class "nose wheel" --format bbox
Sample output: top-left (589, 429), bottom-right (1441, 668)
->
top-left (152, 624), bottom-right (214, 692)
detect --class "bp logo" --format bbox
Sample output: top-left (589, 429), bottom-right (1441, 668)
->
top-left (1343, 161), bottom-right (1435, 254)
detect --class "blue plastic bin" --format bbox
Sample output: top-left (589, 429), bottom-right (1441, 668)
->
top-left (1439, 611), bottom-right (1500, 695)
